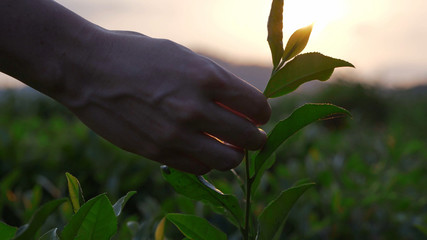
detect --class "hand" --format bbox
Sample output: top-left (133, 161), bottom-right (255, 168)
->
top-left (1, 0), bottom-right (271, 174)
top-left (57, 30), bottom-right (271, 174)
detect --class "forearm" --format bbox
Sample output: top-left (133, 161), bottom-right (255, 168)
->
top-left (0, 0), bottom-right (103, 101)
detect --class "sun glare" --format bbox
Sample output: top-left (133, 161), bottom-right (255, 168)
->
top-left (188, 0), bottom-right (350, 64)
top-left (283, 0), bottom-right (346, 34)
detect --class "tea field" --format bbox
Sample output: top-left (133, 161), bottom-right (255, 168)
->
top-left (1, 81), bottom-right (426, 239)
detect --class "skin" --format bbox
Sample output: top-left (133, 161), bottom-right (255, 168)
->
top-left (0, 0), bottom-right (271, 175)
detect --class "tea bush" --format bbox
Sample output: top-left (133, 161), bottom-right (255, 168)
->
top-left (1, 82), bottom-right (427, 239)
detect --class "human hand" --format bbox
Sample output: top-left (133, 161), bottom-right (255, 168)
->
top-left (0, 0), bottom-right (270, 174)
top-left (54, 30), bottom-right (272, 175)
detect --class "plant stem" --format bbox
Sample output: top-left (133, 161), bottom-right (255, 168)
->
top-left (243, 149), bottom-right (254, 240)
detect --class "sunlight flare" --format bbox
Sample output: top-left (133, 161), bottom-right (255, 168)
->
top-left (283, 0), bottom-right (347, 34)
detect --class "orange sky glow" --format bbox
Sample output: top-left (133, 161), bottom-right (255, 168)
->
top-left (1, 0), bottom-right (427, 88)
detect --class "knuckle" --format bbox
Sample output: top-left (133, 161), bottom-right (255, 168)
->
top-left (193, 59), bottom-right (226, 88)
top-left (156, 38), bottom-right (175, 48)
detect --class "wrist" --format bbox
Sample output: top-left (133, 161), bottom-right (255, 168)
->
top-left (50, 24), bottom-right (107, 109)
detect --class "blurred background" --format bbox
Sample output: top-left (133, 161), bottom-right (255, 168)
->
top-left (2, 0), bottom-right (427, 88)
top-left (1, 0), bottom-right (426, 239)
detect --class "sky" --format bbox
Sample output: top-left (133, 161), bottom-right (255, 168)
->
top-left (1, 0), bottom-right (427, 88)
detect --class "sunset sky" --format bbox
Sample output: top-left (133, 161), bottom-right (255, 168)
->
top-left (2, 0), bottom-right (427, 88)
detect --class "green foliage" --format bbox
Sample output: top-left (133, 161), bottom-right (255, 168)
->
top-left (0, 222), bottom-right (17, 239)
top-left (14, 198), bottom-right (67, 240)
top-left (166, 213), bottom-right (227, 240)
top-left (0, 173), bottom-right (135, 239)
top-left (257, 183), bottom-right (315, 240)
top-left (264, 53), bottom-right (354, 98)
top-left (1, 75), bottom-right (426, 240)
top-left (254, 103), bottom-right (350, 179)
top-left (61, 194), bottom-right (117, 240)
top-left (2, 1), bottom-right (425, 239)
top-left (161, 1), bottom-right (353, 239)
top-left (161, 166), bottom-right (243, 227)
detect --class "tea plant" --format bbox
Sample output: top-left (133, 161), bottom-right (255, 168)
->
top-left (160, 0), bottom-right (354, 239)
top-left (0, 172), bottom-right (135, 239)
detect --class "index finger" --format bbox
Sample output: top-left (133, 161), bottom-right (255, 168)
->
top-left (209, 69), bottom-right (271, 125)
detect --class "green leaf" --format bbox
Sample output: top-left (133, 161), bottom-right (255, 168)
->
top-left (166, 213), bottom-right (227, 240)
top-left (39, 228), bottom-right (59, 240)
top-left (282, 24), bottom-right (313, 62)
top-left (251, 154), bottom-right (276, 196)
top-left (65, 172), bottom-right (85, 213)
top-left (14, 198), bottom-right (67, 240)
top-left (161, 166), bottom-right (243, 227)
top-left (154, 217), bottom-right (166, 240)
top-left (255, 104), bottom-right (350, 176)
top-left (60, 194), bottom-right (117, 240)
top-left (257, 183), bottom-right (315, 240)
top-left (112, 191), bottom-right (136, 217)
top-left (264, 52), bottom-right (354, 98)
top-left (0, 222), bottom-right (17, 240)
top-left (267, 0), bottom-right (284, 68)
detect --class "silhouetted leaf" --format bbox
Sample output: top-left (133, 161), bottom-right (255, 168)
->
top-left (255, 104), bottom-right (350, 176)
top-left (166, 213), bottom-right (226, 240)
top-left (282, 24), bottom-right (313, 62)
top-left (257, 183), bottom-right (315, 240)
top-left (267, 0), bottom-right (284, 68)
top-left (161, 166), bottom-right (243, 227)
top-left (264, 52), bottom-right (354, 98)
